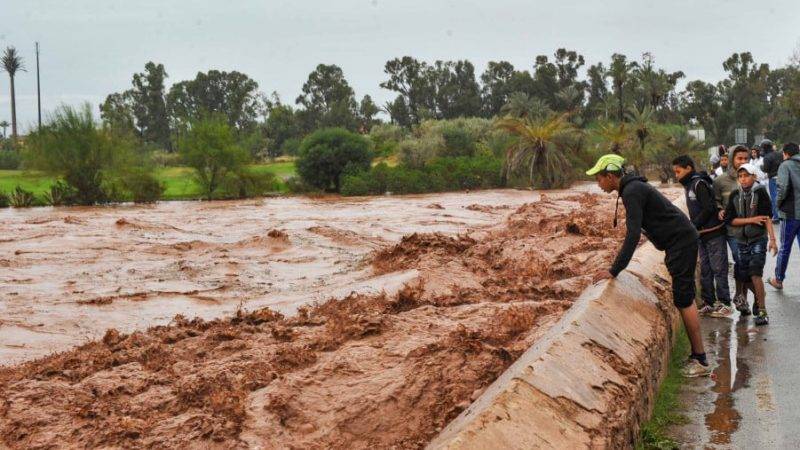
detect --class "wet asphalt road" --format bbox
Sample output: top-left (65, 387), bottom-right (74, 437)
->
top-left (668, 236), bottom-right (800, 448)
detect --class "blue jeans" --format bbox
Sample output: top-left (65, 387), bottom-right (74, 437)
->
top-left (736, 238), bottom-right (768, 281)
top-left (776, 218), bottom-right (800, 282)
top-left (769, 178), bottom-right (780, 220)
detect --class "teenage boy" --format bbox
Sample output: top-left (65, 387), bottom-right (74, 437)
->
top-left (673, 155), bottom-right (732, 317)
top-left (768, 142), bottom-right (800, 289)
top-left (714, 145), bottom-right (754, 314)
top-left (588, 154), bottom-right (711, 377)
top-left (723, 163), bottom-right (778, 325)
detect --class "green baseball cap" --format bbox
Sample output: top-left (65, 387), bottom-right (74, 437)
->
top-left (586, 154), bottom-right (626, 176)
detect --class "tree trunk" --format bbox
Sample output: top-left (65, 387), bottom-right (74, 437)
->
top-left (617, 84), bottom-right (624, 122)
top-left (10, 75), bottom-right (17, 141)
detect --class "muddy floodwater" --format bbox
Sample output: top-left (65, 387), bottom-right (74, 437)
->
top-left (0, 185), bottom-right (636, 449)
top-left (1, 188), bottom-right (585, 365)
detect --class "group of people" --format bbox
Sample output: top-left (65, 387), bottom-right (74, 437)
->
top-left (586, 139), bottom-right (800, 378)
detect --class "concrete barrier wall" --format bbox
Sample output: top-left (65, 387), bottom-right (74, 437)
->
top-left (427, 235), bottom-right (682, 449)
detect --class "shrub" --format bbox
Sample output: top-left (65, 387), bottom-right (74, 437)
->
top-left (219, 170), bottom-right (279, 199)
top-left (150, 150), bottom-right (182, 167)
top-left (369, 124), bottom-right (407, 147)
top-left (43, 181), bottom-right (78, 206)
top-left (296, 128), bottom-right (372, 192)
top-left (180, 116), bottom-right (250, 200)
top-left (25, 104), bottom-right (134, 205)
top-left (397, 135), bottom-right (444, 169)
top-left (0, 150), bottom-right (21, 169)
top-left (0, 192), bottom-right (9, 208)
top-left (280, 137), bottom-right (302, 157)
top-left (440, 127), bottom-right (476, 157)
top-left (122, 169), bottom-right (165, 203)
top-left (10, 186), bottom-right (36, 208)
top-left (285, 176), bottom-right (321, 194)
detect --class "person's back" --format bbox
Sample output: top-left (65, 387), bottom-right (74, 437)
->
top-left (777, 152), bottom-right (800, 220)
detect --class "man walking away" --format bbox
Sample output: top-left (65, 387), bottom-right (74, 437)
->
top-left (760, 139), bottom-right (783, 223)
top-left (768, 142), bottom-right (800, 290)
top-left (723, 163), bottom-right (778, 325)
top-left (714, 145), bottom-right (754, 314)
top-left (673, 155), bottom-right (732, 317)
top-left (588, 154), bottom-right (712, 377)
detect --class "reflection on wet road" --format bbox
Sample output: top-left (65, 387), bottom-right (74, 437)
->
top-left (669, 251), bottom-right (800, 448)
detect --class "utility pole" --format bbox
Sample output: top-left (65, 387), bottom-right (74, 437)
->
top-left (36, 42), bottom-right (42, 130)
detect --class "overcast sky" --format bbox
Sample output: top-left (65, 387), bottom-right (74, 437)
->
top-left (2, 0), bottom-right (799, 133)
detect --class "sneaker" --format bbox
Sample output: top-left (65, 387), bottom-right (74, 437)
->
top-left (709, 304), bottom-right (734, 318)
top-left (755, 310), bottom-right (769, 326)
top-left (767, 278), bottom-right (783, 290)
top-left (698, 303), bottom-right (716, 315)
top-left (682, 358), bottom-right (713, 378)
top-left (733, 294), bottom-right (751, 316)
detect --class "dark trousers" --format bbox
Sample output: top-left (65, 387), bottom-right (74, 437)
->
top-left (698, 235), bottom-right (731, 306)
top-left (665, 242), bottom-right (698, 309)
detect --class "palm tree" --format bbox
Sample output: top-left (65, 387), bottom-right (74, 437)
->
top-left (0, 120), bottom-right (8, 139)
top-left (555, 85), bottom-right (582, 113)
top-left (608, 54), bottom-right (636, 122)
top-left (2, 47), bottom-right (26, 142)
top-left (500, 92), bottom-right (550, 119)
top-left (650, 130), bottom-right (705, 183)
top-left (626, 105), bottom-right (655, 173)
top-left (594, 121), bottom-right (630, 155)
top-left (495, 113), bottom-right (580, 189)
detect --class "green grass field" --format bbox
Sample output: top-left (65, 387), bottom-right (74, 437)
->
top-left (0, 162), bottom-right (296, 202)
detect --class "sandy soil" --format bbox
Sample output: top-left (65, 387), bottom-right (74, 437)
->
top-left (0, 188), bottom-right (628, 449)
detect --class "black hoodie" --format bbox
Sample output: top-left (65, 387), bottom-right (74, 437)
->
top-left (609, 173), bottom-right (699, 277)
top-left (679, 170), bottom-right (725, 241)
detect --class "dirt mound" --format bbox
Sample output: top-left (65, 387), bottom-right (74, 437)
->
top-left (372, 233), bottom-right (477, 273)
top-left (0, 192), bottom-right (627, 449)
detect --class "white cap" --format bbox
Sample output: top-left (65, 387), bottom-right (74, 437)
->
top-left (737, 163), bottom-right (758, 175)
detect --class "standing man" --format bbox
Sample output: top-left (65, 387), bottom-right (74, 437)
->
top-left (673, 155), bottom-right (732, 317)
top-left (714, 153), bottom-right (729, 179)
top-left (588, 154), bottom-right (711, 377)
top-left (714, 145), bottom-right (754, 314)
top-left (760, 139), bottom-right (783, 223)
top-left (768, 142), bottom-right (800, 290)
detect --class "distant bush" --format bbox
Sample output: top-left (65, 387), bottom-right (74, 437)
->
top-left (0, 150), bottom-right (21, 170)
top-left (9, 186), bottom-right (36, 208)
top-left (0, 192), bottom-right (9, 208)
top-left (285, 176), bottom-right (322, 195)
top-left (397, 134), bottom-right (444, 169)
top-left (341, 154), bottom-right (503, 196)
top-left (150, 150), bottom-right (182, 167)
top-left (219, 170), bottom-right (279, 199)
top-left (122, 169), bottom-right (165, 203)
top-left (296, 128), bottom-right (372, 192)
top-left (180, 116), bottom-right (250, 200)
top-left (43, 181), bottom-right (78, 206)
top-left (25, 104), bottom-right (137, 205)
top-left (280, 137), bottom-right (302, 157)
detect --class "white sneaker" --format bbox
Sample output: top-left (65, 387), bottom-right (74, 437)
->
top-left (682, 359), bottom-right (713, 378)
top-left (698, 304), bottom-right (716, 315)
top-left (709, 304), bottom-right (734, 318)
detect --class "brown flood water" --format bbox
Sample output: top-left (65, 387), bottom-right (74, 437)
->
top-left (0, 188), bottom-right (579, 366)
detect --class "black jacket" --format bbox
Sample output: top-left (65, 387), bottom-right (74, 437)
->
top-left (761, 149), bottom-right (783, 178)
top-left (679, 171), bottom-right (724, 241)
top-left (610, 173), bottom-right (699, 277)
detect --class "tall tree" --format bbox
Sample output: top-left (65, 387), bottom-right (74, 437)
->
top-left (262, 95), bottom-right (301, 157)
top-left (608, 53), bottom-right (637, 122)
top-left (381, 56), bottom-right (436, 125)
top-left (295, 64), bottom-right (359, 131)
top-left (585, 63), bottom-right (609, 119)
top-left (480, 61), bottom-right (517, 117)
top-left (431, 60), bottom-right (482, 119)
top-left (130, 62), bottom-right (171, 149)
top-left (168, 70), bottom-right (261, 132)
top-left (99, 92), bottom-right (137, 136)
top-left (1, 47), bottom-right (25, 141)
top-left (357, 95), bottom-right (380, 132)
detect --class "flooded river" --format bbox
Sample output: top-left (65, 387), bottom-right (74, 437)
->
top-left (0, 189), bottom-right (554, 365)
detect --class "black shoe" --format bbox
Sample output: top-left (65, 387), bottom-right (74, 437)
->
top-left (755, 310), bottom-right (769, 326)
top-left (752, 302), bottom-right (760, 317)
